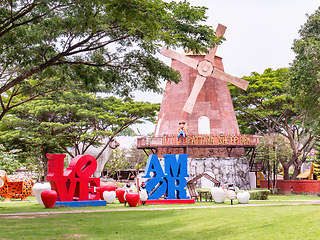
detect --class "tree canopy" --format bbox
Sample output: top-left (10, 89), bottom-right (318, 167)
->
top-left (257, 134), bottom-right (292, 193)
top-left (230, 68), bottom-right (316, 179)
top-left (0, 91), bottom-right (159, 177)
top-left (290, 6), bottom-right (320, 118)
top-left (230, 68), bottom-right (293, 134)
top-left (0, 0), bottom-right (221, 121)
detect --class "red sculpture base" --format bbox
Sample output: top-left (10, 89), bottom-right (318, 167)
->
top-left (140, 199), bottom-right (195, 205)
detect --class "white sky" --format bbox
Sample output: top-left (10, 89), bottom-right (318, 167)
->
top-left (132, 0), bottom-right (320, 135)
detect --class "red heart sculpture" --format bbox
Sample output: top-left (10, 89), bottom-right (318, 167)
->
top-left (97, 182), bottom-right (118, 200)
top-left (126, 192), bottom-right (139, 207)
top-left (41, 190), bottom-right (57, 208)
top-left (103, 182), bottom-right (117, 191)
top-left (116, 188), bottom-right (126, 203)
top-left (96, 187), bottom-right (105, 200)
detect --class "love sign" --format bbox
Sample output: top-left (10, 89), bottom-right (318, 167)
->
top-left (46, 154), bottom-right (100, 201)
top-left (143, 154), bottom-right (189, 200)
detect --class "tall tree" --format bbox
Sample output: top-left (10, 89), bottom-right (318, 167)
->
top-left (257, 134), bottom-right (292, 194)
top-left (105, 144), bottom-right (147, 179)
top-left (230, 68), bottom-right (316, 179)
top-left (0, 91), bottom-right (159, 178)
top-left (0, 0), bottom-right (221, 121)
top-left (290, 6), bottom-right (320, 118)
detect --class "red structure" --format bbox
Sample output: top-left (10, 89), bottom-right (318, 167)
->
top-left (260, 180), bottom-right (320, 195)
top-left (137, 24), bottom-right (259, 159)
top-left (156, 24), bottom-right (248, 137)
top-left (155, 54), bottom-right (240, 137)
top-left (47, 154), bottom-right (100, 202)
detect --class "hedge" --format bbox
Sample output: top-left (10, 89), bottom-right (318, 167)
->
top-left (236, 189), bottom-right (270, 200)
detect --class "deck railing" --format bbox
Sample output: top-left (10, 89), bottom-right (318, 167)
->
top-left (137, 134), bottom-right (260, 149)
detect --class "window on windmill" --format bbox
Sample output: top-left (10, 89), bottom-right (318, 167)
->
top-left (198, 116), bottom-right (210, 134)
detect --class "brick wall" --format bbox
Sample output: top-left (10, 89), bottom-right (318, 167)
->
top-left (260, 180), bottom-right (320, 195)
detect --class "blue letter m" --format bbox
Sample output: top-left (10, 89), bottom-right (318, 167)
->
top-left (164, 154), bottom-right (189, 177)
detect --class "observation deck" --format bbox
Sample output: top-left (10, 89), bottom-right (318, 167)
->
top-left (137, 134), bottom-right (259, 157)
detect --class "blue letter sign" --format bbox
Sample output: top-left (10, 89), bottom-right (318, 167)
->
top-left (143, 154), bottom-right (189, 200)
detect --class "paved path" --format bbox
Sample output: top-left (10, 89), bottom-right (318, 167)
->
top-left (1, 200), bottom-right (320, 217)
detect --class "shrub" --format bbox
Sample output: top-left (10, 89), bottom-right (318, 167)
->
top-left (236, 189), bottom-right (270, 200)
top-left (248, 189), bottom-right (270, 200)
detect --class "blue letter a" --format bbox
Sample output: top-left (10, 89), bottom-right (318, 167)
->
top-left (164, 154), bottom-right (189, 178)
top-left (143, 155), bottom-right (165, 178)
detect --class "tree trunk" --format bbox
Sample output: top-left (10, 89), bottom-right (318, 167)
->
top-left (279, 160), bottom-right (291, 180)
top-left (291, 153), bottom-right (310, 180)
top-left (267, 160), bottom-right (270, 189)
top-left (272, 177), bottom-right (278, 195)
top-left (291, 162), bottom-right (302, 180)
top-left (42, 147), bottom-right (49, 181)
top-left (270, 161), bottom-right (279, 194)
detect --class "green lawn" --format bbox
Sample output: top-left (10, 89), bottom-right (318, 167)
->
top-left (268, 194), bottom-right (320, 200)
top-left (1, 194), bottom-right (320, 214)
top-left (1, 204), bottom-right (320, 239)
top-left (1, 195), bottom-right (320, 239)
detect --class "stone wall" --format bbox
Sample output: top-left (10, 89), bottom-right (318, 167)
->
top-left (159, 157), bottom-right (251, 190)
top-left (187, 157), bottom-right (251, 190)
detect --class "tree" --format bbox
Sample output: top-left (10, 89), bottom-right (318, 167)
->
top-left (119, 128), bottom-right (138, 137)
top-left (0, 91), bottom-right (159, 178)
top-left (0, 144), bottom-right (21, 175)
top-left (0, 0), bottom-right (221, 121)
top-left (290, 6), bottom-right (320, 118)
top-left (105, 144), bottom-right (147, 179)
top-left (230, 68), bottom-right (316, 179)
top-left (257, 134), bottom-right (292, 193)
top-left (104, 148), bottom-right (129, 180)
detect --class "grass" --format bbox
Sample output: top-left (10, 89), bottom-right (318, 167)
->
top-left (1, 194), bottom-right (320, 240)
top-left (0, 194), bottom-right (320, 214)
top-left (268, 194), bottom-right (320, 200)
top-left (1, 194), bottom-right (320, 215)
top-left (1, 202), bottom-right (320, 239)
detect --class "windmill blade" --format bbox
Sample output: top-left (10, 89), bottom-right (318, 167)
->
top-left (211, 68), bottom-right (249, 90)
top-left (215, 23), bottom-right (228, 37)
top-left (161, 46), bottom-right (199, 69)
top-left (204, 24), bottom-right (227, 63)
top-left (182, 74), bottom-right (207, 114)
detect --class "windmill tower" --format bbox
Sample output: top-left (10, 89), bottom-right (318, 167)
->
top-left (154, 24), bottom-right (249, 157)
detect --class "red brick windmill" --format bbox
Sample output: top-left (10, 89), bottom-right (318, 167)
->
top-left (155, 24), bottom-right (249, 138)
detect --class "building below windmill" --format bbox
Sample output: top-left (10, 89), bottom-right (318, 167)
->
top-left (137, 134), bottom-right (259, 189)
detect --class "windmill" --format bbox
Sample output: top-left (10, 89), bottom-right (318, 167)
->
top-left (155, 23), bottom-right (248, 138)
top-left (161, 24), bottom-right (249, 116)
